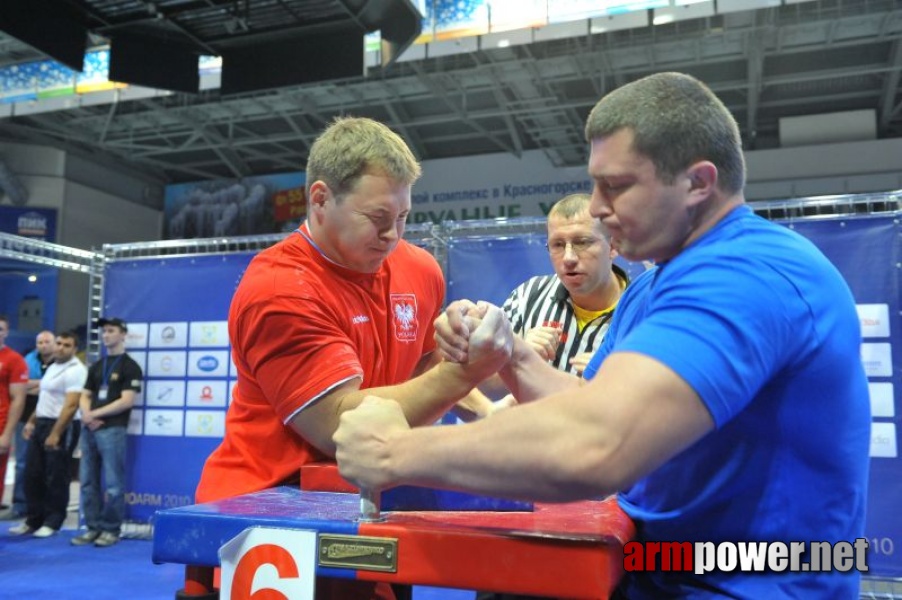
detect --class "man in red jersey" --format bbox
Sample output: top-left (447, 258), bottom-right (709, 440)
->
top-left (196, 117), bottom-right (507, 600)
top-left (0, 315), bottom-right (28, 503)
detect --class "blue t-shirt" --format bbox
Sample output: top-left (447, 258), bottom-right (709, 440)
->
top-left (584, 205), bottom-right (869, 598)
top-left (24, 349), bottom-right (44, 379)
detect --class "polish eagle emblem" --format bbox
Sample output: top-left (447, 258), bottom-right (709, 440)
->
top-left (394, 302), bottom-right (415, 331)
top-left (390, 294), bottom-right (418, 341)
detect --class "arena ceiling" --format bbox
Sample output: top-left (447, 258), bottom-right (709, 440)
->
top-left (0, 0), bottom-right (901, 193)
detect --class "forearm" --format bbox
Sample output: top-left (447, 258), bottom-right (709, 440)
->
top-left (337, 353), bottom-right (716, 503)
top-left (499, 338), bottom-right (581, 402)
top-left (300, 359), bottom-right (483, 457)
top-left (388, 394), bottom-right (616, 502)
top-left (90, 397), bottom-right (133, 419)
top-left (2, 392), bottom-right (26, 439)
top-left (353, 360), bottom-right (478, 427)
top-left (49, 394), bottom-right (80, 438)
top-left (79, 395), bottom-right (92, 417)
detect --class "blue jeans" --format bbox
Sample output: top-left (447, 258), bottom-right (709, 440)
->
top-left (12, 421), bottom-right (29, 515)
top-left (79, 425), bottom-right (127, 534)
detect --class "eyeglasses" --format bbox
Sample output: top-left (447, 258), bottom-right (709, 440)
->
top-left (546, 238), bottom-right (601, 257)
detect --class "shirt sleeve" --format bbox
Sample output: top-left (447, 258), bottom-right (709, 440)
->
top-left (64, 365), bottom-right (89, 394)
top-left (10, 354), bottom-right (28, 384)
top-left (121, 359), bottom-right (143, 392)
top-left (239, 295), bottom-right (364, 422)
top-left (25, 352), bottom-right (42, 379)
top-left (84, 364), bottom-right (100, 394)
top-left (614, 257), bottom-right (801, 427)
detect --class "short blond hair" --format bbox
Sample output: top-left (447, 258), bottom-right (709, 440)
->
top-left (548, 194), bottom-right (591, 219)
top-left (306, 116), bottom-right (421, 199)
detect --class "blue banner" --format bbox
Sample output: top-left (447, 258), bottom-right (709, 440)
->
top-left (103, 253), bottom-right (254, 522)
top-left (785, 216), bottom-right (901, 577)
top-left (0, 206), bottom-right (57, 241)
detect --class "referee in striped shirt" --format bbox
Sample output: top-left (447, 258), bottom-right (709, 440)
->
top-left (501, 193), bottom-right (628, 377)
top-left (478, 193), bottom-right (629, 600)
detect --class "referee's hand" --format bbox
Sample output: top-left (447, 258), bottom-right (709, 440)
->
top-left (524, 325), bottom-right (562, 361)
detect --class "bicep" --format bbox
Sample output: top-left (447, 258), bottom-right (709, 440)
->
top-left (289, 376), bottom-right (363, 456)
top-left (563, 351), bottom-right (714, 490)
top-left (8, 383), bottom-right (26, 400)
top-left (119, 390), bottom-right (136, 406)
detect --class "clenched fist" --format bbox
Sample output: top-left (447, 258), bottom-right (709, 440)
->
top-left (434, 300), bottom-right (513, 382)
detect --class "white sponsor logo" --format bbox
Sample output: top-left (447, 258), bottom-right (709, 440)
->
top-left (143, 409), bottom-right (184, 437)
top-left (184, 410), bottom-right (226, 438)
top-left (861, 343), bottom-right (893, 378)
top-left (869, 382), bottom-right (895, 418)
top-left (125, 323), bottom-right (149, 349)
top-left (145, 380), bottom-right (186, 407)
top-left (188, 350), bottom-right (229, 377)
top-left (147, 351), bottom-right (187, 377)
top-left (871, 422), bottom-right (898, 458)
top-left (187, 380), bottom-right (228, 407)
top-left (189, 321), bottom-right (229, 347)
top-left (149, 322), bottom-right (189, 348)
top-left (856, 304), bottom-right (890, 338)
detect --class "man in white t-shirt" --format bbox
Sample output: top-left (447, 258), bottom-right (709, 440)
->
top-left (9, 331), bottom-right (87, 538)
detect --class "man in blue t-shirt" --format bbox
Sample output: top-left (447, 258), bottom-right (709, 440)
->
top-left (332, 73), bottom-right (870, 599)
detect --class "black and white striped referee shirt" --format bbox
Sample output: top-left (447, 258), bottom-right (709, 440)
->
top-left (501, 264), bottom-right (629, 375)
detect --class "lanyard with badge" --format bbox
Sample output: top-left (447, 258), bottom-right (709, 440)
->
top-left (98, 355), bottom-right (123, 402)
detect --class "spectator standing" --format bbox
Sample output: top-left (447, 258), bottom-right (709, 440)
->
top-left (71, 318), bottom-right (142, 548)
top-left (9, 331), bottom-right (86, 537)
top-left (0, 315), bottom-right (28, 506)
top-left (0, 330), bottom-right (55, 520)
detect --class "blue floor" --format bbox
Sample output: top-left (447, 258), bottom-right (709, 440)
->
top-left (0, 529), bottom-right (184, 598)
top-left (0, 527), bottom-right (475, 599)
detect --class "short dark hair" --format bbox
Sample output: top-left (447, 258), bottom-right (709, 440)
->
top-left (57, 331), bottom-right (79, 348)
top-left (585, 72), bottom-right (745, 195)
top-left (0, 314), bottom-right (8, 327)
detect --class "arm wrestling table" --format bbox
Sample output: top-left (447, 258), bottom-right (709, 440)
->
top-left (152, 486), bottom-right (634, 599)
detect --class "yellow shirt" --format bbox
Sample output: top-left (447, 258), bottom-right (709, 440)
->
top-left (571, 273), bottom-right (627, 332)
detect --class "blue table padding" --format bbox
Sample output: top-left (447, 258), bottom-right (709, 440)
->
top-left (152, 487), bottom-right (360, 576)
